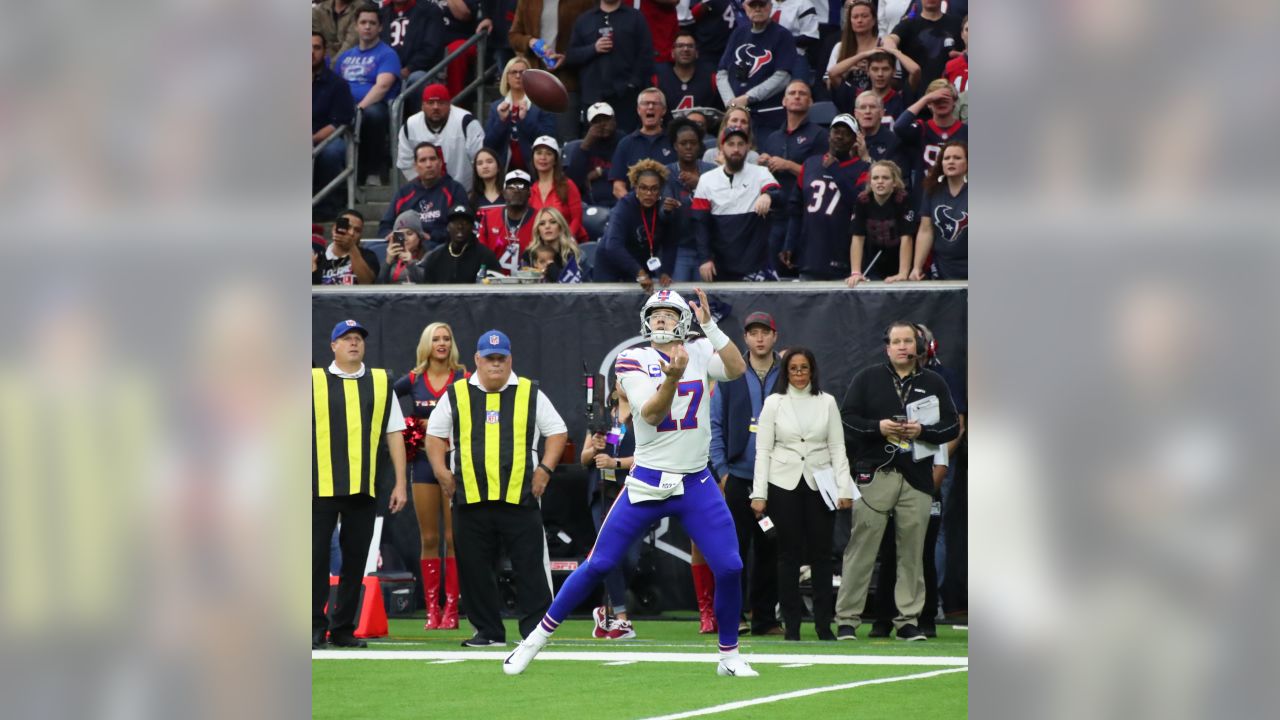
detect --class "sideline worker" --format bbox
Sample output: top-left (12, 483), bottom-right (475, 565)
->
top-left (425, 329), bottom-right (569, 648)
top-left (313, 319), bottom-right (409, 649)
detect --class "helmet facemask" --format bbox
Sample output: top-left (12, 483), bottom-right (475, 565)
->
top-left (640, 291), bottom-right (693, 345)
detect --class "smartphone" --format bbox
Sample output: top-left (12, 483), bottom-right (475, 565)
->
top-left (393, 230), bottom-right (406, 244)
top-left (334, 216), bottom-right (350, 232)
top-left (893, 415), bottom-right (908, 424)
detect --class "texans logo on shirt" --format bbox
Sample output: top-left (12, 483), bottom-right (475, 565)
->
top-left (420, 204), bottom-right (441, 225)
top-left (934, 206), bottom-right (969, 243)
top-left (735, 44), bottom-right (774, 79)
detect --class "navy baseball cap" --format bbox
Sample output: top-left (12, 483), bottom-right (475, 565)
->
top-left (331, 319), bottom-right (369, 342)
top-left (476, 329), bottom-right (512, 357)
top-left (721, 126), bottom-right (750, 143)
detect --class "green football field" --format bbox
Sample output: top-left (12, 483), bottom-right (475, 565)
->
top-left (313, 617), bottom-right (968, 718)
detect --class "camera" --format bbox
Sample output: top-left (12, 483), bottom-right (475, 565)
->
top-left (584, 370), bottom-right (612, 435)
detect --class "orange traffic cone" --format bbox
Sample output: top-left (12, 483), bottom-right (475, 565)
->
top-left (354, 575), bottom-right (388, 638)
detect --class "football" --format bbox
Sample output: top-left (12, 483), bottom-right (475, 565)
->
top-left (522, 69), bottom-right (569, 113)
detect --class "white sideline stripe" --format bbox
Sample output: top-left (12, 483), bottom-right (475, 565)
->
top-left (312, 650), bottom-right (968, 667)
top-left (779, 663), bottom-right (812, 668)
top-left (953, 625), bottom-right (968, 630)
top-left (602, 661), bottom-right (636, 666)
top-left (426, 659), bottom-right (465, 665)
top-left (637, 667), bottom-right (969, 720)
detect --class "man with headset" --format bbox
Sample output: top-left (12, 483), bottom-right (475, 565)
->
top-left (833, 321), bottom-right (959, 641)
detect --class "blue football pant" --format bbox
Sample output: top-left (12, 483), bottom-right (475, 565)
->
top-left (540, 468), bottom-right (744, 651)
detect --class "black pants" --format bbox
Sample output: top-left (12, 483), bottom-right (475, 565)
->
top-left (771, 482), bottom-right (836, 633)
top-left (312, 494), bottom-right (377, 636)
top-left (724, 475), bottom-right (779, 631)
top-left (453, 501), bottom-right (551, 642)
top-left (872, 510), bottom-right (942, 627)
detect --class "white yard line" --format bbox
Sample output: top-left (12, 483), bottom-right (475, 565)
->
top-left (312, 650), bottom-right (968, 667)
top-left (602, 661), bottom-right (636, 666)
top-left (636, 668), bottom-right (969, 720)
top-left (778, 663), bottom-right (813, 668)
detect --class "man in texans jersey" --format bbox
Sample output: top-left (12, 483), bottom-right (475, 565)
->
top-left (504, 289), bottom-right (760, 678)
top-left (892, 79), bottom-right (966, 190)
top-left (781, 113), bottom-right (868, 279)
top-left (855, 91), bottom-right (913, 191)
top-left (715, 0), bottom-right (798, 132)
top-left (655, 30), bottom-right (723, 115)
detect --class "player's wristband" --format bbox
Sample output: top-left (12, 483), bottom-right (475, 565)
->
top-left (537, 463), bottom-right (553, 476)
top-left (701, 318), bottom-right (731, 351)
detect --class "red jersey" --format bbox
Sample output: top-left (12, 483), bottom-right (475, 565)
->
top-left (475, 205), bottom-right (536, 274)
top-left (944, 54), bottom-right (968, 94)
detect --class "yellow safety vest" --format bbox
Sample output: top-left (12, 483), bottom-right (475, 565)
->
top-left (312, 367), bottom-right (392, 497)
top-left (449, 377), bottom-right (538, 507)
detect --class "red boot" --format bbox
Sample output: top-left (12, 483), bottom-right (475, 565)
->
top-left (420, 558), bottom-right (441, 630)
top-left (691, 563), bottom-right (717, 634)
top-left (440, 556), bottom-right (460, 630)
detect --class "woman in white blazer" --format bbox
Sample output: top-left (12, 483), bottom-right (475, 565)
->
top-left (750, 348), bottom-right (854, 641)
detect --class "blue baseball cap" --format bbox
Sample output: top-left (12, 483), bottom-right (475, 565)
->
top-left (476, 329), bottom-right (512, 357)
top-left (331, 319), bottom-right (369, 342)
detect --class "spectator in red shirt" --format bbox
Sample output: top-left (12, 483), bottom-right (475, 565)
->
top-left (528, 136), bottom-right (589, 244)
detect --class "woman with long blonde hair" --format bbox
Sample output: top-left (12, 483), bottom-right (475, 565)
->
top-left (392, 322), bottom-right (469, 630)
top-left (848, 159), bottom-right (915, 285)
top-left (524, 207), bottom-right (586, 282)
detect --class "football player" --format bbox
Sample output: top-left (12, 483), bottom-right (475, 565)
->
top-left (504, 288), bottom-right (760, 678)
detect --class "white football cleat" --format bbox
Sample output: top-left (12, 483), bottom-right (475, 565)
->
top-left (502, 633), bottom-right (548, 675)
top-left (716, 655), bottom-right (759, 677)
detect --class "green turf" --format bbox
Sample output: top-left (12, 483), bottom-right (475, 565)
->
top-left (314, 619), bottom-right (968, 718)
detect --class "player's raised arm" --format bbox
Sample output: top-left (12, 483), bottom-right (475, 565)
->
top-left (691, 287), bottom-right (746, 380)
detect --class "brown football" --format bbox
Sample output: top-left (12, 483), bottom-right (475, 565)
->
top-left (522, 69), bottom-right (569, 113)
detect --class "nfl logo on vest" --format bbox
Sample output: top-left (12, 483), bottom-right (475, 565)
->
top-left (485, 410), bottom-right (500, 424)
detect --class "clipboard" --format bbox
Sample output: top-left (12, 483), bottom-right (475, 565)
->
top-left (906, 395), bottom-right (940, 461)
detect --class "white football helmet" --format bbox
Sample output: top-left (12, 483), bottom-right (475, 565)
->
top-left (640, 289), bottom-right (693, 344)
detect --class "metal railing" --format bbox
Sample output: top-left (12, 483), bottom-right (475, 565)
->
top-left (311, 114), bottom-right (360, 209)
top-left (389, 27), bottom-right (491, 195)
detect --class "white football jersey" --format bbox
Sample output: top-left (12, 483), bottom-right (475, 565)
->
top-left (615, 338), bottom-right (731, 475)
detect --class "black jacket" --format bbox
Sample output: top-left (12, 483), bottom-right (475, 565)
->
top-left (840, 363), bottom-right (960, 495)
top-left (562, 7), bottom-right (654, 106)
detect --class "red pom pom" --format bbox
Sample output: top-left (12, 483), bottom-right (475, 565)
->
top-left (403, 419), bottom-right (427, 462)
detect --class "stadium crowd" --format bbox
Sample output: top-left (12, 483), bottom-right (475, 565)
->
top-left (313, 0), bottom-right (969, 286)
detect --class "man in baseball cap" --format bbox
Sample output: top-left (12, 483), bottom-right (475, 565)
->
top-left (315, 313), bottom-right (409, 650)
top-left (572, 103), bottom-right (621, 208)
top-left (395, 79), bottom-right (485, 188)
top-left (705, 308), bottom-right (784, 638)
top-left (422, 203), bottom-right (500, 284)
top-left (475, 170), bottom-right (536, 264)
top-left (422, 326), bottom-right (569, 649)
top-left (778, 108), bottom-right (866, 279)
